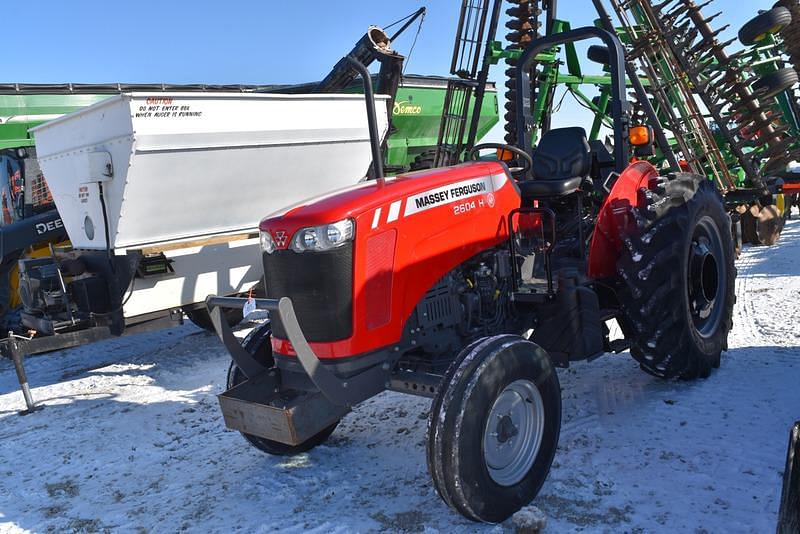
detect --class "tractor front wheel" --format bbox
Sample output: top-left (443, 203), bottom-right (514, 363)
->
top-left (617, 174), bottom-right (736, 379)
top-left (226, 321), bottom-right (339, 455)
top-left (427, 335), bottom-right (561, 523)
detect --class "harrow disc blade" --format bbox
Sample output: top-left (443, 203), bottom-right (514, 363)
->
top-left (756, 205), bottom-right (785, 245)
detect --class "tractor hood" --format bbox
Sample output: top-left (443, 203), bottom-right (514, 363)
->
top-left (259, 161), bottom-right (511, 237)
top-left (259, 158), bottom-right (522, 360)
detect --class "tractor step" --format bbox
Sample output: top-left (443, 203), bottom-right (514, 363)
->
top-left (218, 370), bottom-right (349, 446)
top-left (607, 339), bottom-right (631, 354)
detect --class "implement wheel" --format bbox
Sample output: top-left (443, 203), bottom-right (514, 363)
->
top-left (740, 204), bottom-right (761, 244)
top-left (227, 321), bottom-right (339, 455)
top-left (752, 68), bottom-right (799, 100)
top-left (739, 7), bottom-right (792, 45)
top-left (427, 335), bottom-right (561, 523)
top-left (409, 150), bottom-right (438, 171)
top-left (187, 281), bottom-right (265, 331)
top-left (617, 174), bottom-right (736, 379)
top-left (741, 198), bottom-right (786, 245)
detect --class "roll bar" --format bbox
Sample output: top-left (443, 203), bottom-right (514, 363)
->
top-left (514, 26), bottom-right (630, 173)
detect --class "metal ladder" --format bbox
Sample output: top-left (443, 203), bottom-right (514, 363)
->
top-left (435, 0), bottom-right (493, 167)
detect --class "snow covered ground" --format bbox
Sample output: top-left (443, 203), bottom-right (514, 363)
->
top-left (1, 220), bottom-right (798, 533)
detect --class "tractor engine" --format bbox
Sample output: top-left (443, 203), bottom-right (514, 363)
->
top-left (457, 249), bottom-right (513, 336)
top-left (258, 161), bottom-right (522, 370)
top-left (409, 248), bottom-right (516, 366)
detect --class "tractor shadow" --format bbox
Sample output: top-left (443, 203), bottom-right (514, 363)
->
top-left (543, 343), bottom-right (799, 530)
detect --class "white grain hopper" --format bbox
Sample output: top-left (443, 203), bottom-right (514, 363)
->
top-left (32, 92), bottom-right (389, 250)
top-left (31, 92), bottom-right (388, 319)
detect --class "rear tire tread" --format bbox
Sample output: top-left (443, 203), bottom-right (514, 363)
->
top-left (617, 174), bottom-right (735, 380)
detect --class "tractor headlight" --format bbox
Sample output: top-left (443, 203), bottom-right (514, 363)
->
top-left (259, 230), bottom-right (276, 254)
top-left (291, 218), bottom-right (354, 253)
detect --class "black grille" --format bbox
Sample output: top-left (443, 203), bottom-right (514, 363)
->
top-left (263, 243), bottom-right (353, 342)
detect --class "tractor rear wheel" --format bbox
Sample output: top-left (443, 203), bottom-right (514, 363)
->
top-left (427, 335), bottom-right (561, 523)
top-left (617, 174), bottom-right (736, 380)
top-left (226, 321), bottom-right (340, 455)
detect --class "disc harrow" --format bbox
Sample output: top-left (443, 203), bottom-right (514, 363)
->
top-left (608, 0), bottom-right (739, 191)
top-left (504, 0), bottom-right (543, 145)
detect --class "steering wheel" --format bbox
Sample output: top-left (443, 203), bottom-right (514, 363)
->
top-left (468, 143), bottom-right (532, 177)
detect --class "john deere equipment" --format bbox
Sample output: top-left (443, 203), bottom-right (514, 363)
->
top-left (432, 0), bottom-right (800, 248)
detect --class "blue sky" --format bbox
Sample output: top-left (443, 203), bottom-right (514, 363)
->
top-left (7, 0), bottom-right (780, 141)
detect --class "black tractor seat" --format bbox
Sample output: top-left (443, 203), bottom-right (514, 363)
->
top-left (518, 176), bottom-right (584, 198)
top-left (518, 127), bottom-right (591, 200)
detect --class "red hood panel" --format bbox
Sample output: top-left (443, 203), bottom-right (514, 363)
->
top-left (262, 160), bottom-right (522, 360)
top-left (259, 162), bottom-right (509, 234)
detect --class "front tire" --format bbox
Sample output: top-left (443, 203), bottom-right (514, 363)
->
top-left (617, 175), bottom-right (736, 380)
top-left (427, 335), bottom-right (561, 523)
top-left (226, 321), bottom-right (339, 455)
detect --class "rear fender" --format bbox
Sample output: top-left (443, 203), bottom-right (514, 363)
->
top-left (587, 161), bottom-right (659, 279)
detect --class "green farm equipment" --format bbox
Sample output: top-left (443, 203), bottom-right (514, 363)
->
top-left (386, 75), bottom-right (498, 170)
top-left (444, 0), bottom-right (800, 248)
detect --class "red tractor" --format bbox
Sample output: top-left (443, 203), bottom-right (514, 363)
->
top-left (207, 27), bottom-right (735, 523)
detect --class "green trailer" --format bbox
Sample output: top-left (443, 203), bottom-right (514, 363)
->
top-left (272, 74), bottom-right (499, 170)
top-left (0, 92), bottom-right (111, 150)
top-left (383, 75), bottom-right (498, 169)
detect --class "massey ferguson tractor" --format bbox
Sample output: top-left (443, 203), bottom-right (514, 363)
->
top-left (206, 23), bottom-right (736, 522)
